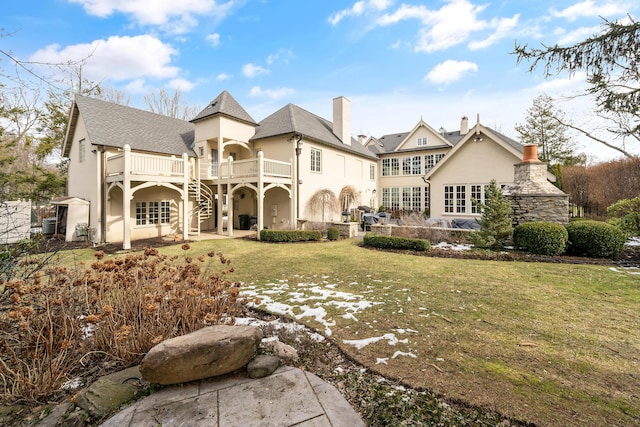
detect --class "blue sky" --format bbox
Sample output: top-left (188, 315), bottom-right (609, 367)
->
top-left (3, 0), bottom-right (638, 160)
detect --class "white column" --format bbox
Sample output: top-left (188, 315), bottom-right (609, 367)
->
top-left (227, 156), bottom-right (234, 237)
top-left (122, 144), bottom-right (131, 250)
top-left (257, 151), bottom-right (264, 240)
top-left (290, 155), bottom-right (296, 230)
top-left (182, 153), bottom-right (190, 241)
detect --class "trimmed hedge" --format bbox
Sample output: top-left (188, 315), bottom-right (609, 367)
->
top-left (327, 227), bottom-right (339, 241)
top-left (363, 233), bottom-right (430, 251)
top-left (565, 220), bottom-right (626, 259)
top-left (513, 222), bottom-right (568, 256)
top-left (260, 229), bottom-right (322, 242)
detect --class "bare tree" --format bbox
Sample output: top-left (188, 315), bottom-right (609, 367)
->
top-left (144, 89), bottom-right (200, 120)
top-left (338, 185), bottom-right (360, 212)
top-left (306, 189), bottom-right (339, 222)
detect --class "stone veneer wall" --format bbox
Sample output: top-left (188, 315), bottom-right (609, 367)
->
top-left (508, 194), bottom-right (569, 225)
top-left (503, 146), bottom-right (569, 226)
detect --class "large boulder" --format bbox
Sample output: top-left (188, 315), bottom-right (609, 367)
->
top-left (140, 325), bottom-right (262, 385)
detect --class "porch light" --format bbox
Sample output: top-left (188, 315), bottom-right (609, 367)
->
top-left (342, 210), bottom-right (350, 223)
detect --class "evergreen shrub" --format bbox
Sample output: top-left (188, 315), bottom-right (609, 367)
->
top-left (565, 220), bottom-right (626, 258)
top-left (260, 229), bottom-right (322, 242)
top-left (363, 233), bottom-right (430, 251)
top-left (327, 227), bottom-right (339, 241)
top-left (513, 222), bottom-right (568, 255)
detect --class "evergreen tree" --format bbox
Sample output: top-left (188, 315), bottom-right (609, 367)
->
top-left (515, 94), bottom-right (578, 165)
top-left (514, 17), bottom-right (640, 158)
top-left (469, 180), bottom-right (513, 250)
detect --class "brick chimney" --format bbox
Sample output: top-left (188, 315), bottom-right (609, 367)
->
top-left (333, 96), bottom-right (351, 145)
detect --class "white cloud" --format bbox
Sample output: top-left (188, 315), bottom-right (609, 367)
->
top-left (206, 32), bottom-right (221, 47)
top-left (414, 1), bottom-right (489, 53)
top-left (425, 60), bottom-right (478, 85)
top-left (68, 0), bottom-right (234, 33)
top-left (376, 4), bottom-right (430, 26)
top-left (124, 78), bottom-right (150, 94)
top-left (328, 0), bottom-right (391, 26)
top-left (528, 72), bottom-right (587, 92)
top-left (215, 72), bottom-right (231, 81)
top-left (469, 15), bottom-right (519, 50)
top-left (168, 77), bottom-right (195, 91)
top-left (550, 0), bottom-right (628, 21)
top-left (555, 25), bottom-right (601, 45)
top-left (242, 63), bottom-right (269, 78)
top-left (266, 48), bottom-right (295, 65)
top-left (249, 86), bottom-right (295, 99)
top-left (29, 35), bottom-right (180, 82)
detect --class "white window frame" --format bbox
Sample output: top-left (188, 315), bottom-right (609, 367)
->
top-left (417, 137), bottom-right (427, 146)
top-left (310, 147), bottom-right (322, 173)
top-left (79, 139), bottom-right (86, 163)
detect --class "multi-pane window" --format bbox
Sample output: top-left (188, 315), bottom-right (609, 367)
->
top-left (423, 186), bottom-right (430, 212)
top-left (402, 157), bottom-right (412, 175)
top-left (402, 156), bottom-right (422, 175)
top-left (390, 188), bottom-right (400, 209)
top-left (382, 158), bottom-right (399, 176)
top-left (402, 187), bottom-right (423, 211)
top-left (417, 137), bottom-right (428, 146)
top-left (424, 153), bottom-right (445, 173)
top-left (370, 164), bottom-right (375, 180)
top-left (79, 139), bottom-right (86, 163)
top-left (161, 201), bottom-right (171, 224)
top-left (456, 185), bottom-right (466, 213)
top-left (149, 202), bottom-right (159, 224)
top-left (471, 185), bottom-right (483, 214)
top-left (444, 186), bottom-right (454, 213)
top-left (136, 202), bottom-right (147, 225)
top-left (136, 201), bottom-right (171, 226)
top-left (382, 188), bottom-right (400, 209)
top-left (402, 187), bottom-right (412, 210)
top-left (310, 148), bottom-right (321, 172)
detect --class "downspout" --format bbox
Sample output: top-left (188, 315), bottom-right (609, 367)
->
top-left (99, 146), bottom-right (106, 244)
top-left (294, 134), bottom-right (303, 220)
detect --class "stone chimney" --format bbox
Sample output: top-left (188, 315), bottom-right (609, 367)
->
top-left (503, 144), bottom-right (569, 226)
top-left (460, 116), bottom-right (469, 135)
top-left (357, 134), bottom-right (367, 145)
top-left (333, 96), bottom-right (351, 145)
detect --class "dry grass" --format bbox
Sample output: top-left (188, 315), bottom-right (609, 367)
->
top-left (0, 244), bottom-right (249, 405)
top-left (4, 237), bottom-right (638, 426)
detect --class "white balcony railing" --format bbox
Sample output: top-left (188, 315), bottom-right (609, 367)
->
top-left (106, 147), bottom-right (292, 183)
top-left (106, 149), bottom-right (186, 178)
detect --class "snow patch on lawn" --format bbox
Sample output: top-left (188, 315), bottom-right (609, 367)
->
top-left (343, 333), bottom-right (409, 350)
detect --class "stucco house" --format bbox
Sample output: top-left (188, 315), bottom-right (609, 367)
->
top-left (62, 90), bottom-right (527, 249)
top-left (368, 115), bottom-right (525, 223)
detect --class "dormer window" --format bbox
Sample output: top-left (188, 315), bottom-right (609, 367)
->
top-left (417, 137), bottom-right (427, 147)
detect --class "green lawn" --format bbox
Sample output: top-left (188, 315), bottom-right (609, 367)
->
top-left (63, 238), bottom-right (640, 426)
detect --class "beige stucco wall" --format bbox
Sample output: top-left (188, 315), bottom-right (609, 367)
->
top-left (299, 140), bottom-right (377, 221)
top-left (105, 185), bottom-right (184, 242)
top-left (429, 135), bottom-right (519, 219)
top-left (66, 115), bottom-right (101, 240)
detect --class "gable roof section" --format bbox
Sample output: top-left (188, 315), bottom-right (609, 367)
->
top-left (63, 95), bottom-right (196, 157)
top-left (425, 124), bottom-right (524, 179)
top-left (251, 103), bottom-right (377, 160)
top-left (392, 120), bottom-right (455, 152)
top-left (190, 90), bottom-right (257, 125)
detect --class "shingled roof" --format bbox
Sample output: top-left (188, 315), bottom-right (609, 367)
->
top-left (251, 103), bottom-right (377, 160)
top-left (191, 90), bottom-right (258, 125)
top-left (64, 95), bottom-right (195, 157)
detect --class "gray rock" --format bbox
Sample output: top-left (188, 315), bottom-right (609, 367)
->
top-left (34, 402), bottom-right (72, 427)
top-left (247, 354), bottom-right (280, 378)
top-left (262, 339), bottom-right (299, 362)
top-left (140, 325), bottom-right (263, 385)
top-left (74, 367), bottom-right (145, 417)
